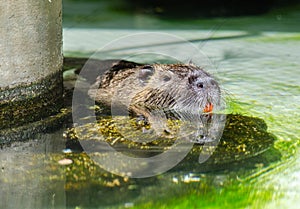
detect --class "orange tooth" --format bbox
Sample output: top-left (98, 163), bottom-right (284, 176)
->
top-left (203, 103), bottom-right (213, 113)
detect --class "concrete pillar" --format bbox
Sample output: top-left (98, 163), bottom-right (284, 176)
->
top-left (0, 0), bottom-right (63, 129)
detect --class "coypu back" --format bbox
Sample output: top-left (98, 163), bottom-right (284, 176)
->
top-left (99, 60), bottom-right (143, 88)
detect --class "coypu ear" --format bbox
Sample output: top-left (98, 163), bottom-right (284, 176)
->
top-left (188, 74), bottom-right (198, 85)
top-left (138, 65), bottom-right (155, 85)
top-left (111, 60), bottom-right (142, 71)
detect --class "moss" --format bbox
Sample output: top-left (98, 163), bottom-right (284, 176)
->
top-left (0, 108), bottom-right (71, 144)
top-left (65, 114), bottom-right (277, 173)
top-left (127, 183), bottom-right (275, 209)
top-left (0, 71), bottom-right (64, 129)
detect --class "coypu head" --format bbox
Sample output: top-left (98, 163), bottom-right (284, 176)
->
top-left (131, 63), bottom-right (222, 114)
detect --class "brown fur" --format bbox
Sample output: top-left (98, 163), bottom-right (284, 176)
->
top-left (88, 61), bottom-right (221, 115)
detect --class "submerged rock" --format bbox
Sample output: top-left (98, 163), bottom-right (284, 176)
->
top-left (64, 113), bottom-right (277, 174)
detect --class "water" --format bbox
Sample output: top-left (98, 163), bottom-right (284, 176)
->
top-left (66, 30), bottom-right (300, 208)
top-left (1, 1), bottom-right (300, 208)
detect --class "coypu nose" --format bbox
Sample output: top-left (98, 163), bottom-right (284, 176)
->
top-left (210, 79), bottom-right (218, 86)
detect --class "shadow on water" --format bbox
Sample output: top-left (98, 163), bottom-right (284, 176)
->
top-left (88, 32), bottom-right (260, 54)
top-left (63, 0), bottom-right (300, 32)
top-left (126, 0), bottom-right (276, 18)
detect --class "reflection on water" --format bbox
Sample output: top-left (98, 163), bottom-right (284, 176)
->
top-left (0, 131), bottom-right (66, 209)
top-left (72, 110), bottom-right (227, 178)
top-left (66, 113), bottom-right (278, 172)
top-left (0, 110), bottom-right (280, 209)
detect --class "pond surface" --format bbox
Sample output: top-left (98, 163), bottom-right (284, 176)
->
top-left (1, 1), bottom-right (300, 209)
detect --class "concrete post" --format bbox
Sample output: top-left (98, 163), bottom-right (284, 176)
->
top-left (0, 0), bottom-right (63, 129)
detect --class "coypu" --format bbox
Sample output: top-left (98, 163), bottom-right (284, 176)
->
top-left (72, 58), bottom-right (226, 148)
top-left (88, 60), bottom-right (222, 117)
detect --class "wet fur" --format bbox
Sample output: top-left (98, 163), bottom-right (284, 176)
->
top-left (89, 61), bottom-right (222, 115)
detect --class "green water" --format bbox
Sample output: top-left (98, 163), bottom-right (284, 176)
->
top-left (1, 1), bottom-right (300, 209)
top-left (62, 2), bottom-right (300, 207)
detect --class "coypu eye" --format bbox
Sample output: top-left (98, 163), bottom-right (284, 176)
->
top-left (188, 74), bottom-right (206, 89)
top-left (196, 82), bottom-right (204, 89)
